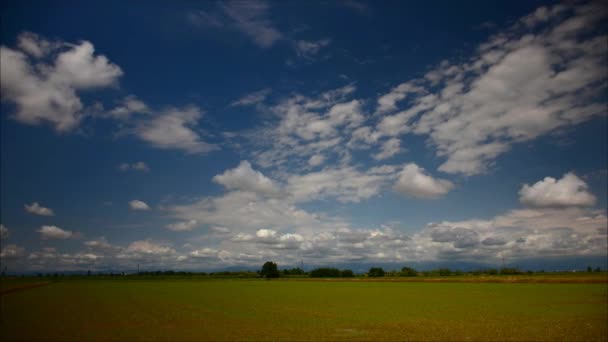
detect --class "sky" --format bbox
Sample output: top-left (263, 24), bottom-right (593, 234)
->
top-left (1, 0), bottom-right (607, 273)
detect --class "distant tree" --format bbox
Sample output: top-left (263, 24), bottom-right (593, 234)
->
top-left (310, 268), bottom-right (341, 277)
top-left (500, 267), bottom-right (521, 275)
top-left (341, 269), bottom-right (354, 277)
top-left (260, 261), bottom-right (280, 278)
top-left (487, 268), bottom-right (498, 275)
top-left (587, 266), bottom-right (593, 272)
top-left (401, 266), bottom-right (417, 277)
top-left (368, 267), bottom-right (385, 277)
top-left (438, 268), bottom-right (452, 276)
top-left (594, 267), bottom-right (601, 272)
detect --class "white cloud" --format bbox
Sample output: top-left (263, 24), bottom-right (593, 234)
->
top-left (307, 154), bottom-right (326, 167)
top-left (219, 0), bottom-right (283, 48)
top-left (253, 85), bottom-right (363, 169)
top-left (129, 200), bottom-right (150, 211)
top-left (166, 220), bottom-right (198, 232)
top-left (393, 163), bottom-right (454, 199)
top-left (0, 224), bottom-right (9, 239)
top-left (295, 39), bottom-right (331, 59)
top-left (286, 166), bottom-right (390, 203)
top-left (24, 202), bottom-right (54, 216)
top-left (17, 31), bottom-right (57, 58)
top-left (213, 161), bottom-right (281, 196)
top-left (519, 172), bottom-right (596, 208)
top-left (119, 161), bottom-right (150, 172)
top-left (375, 3), bottom-right (607, 175)
top-left (376, 82), bottom-right (425, 114)
top-left (0, 32), bottom-right (123, 132)
top-left (108, 95), bottom-right (149, 119)
top-left (230, 88), bottom-right (271, 107)
top-left (84, 237), bottom-right (115, 250)
top-left (126, 240), bottom-right (175, 255)
top-left (37, 225), bottom-right (73, 240)
top-left (373, 138), bottom-right (402, 160)
top-left (0, 244), bottom-right (25, 259)
top-left (136, 106), bottom-right (218, 154)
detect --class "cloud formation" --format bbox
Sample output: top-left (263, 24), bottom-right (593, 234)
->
top-left (519, 172), bottom-right (596, 208)
top-left (136, 106), bottom-right (217, 154)
top-left (0, 32), bottom-right (122, 132)
top-left (393, 163), bottom-right (454, 199)
top-left (129, 200), bottom-right (150, 211)
top-left (37, 225), bottom-right (73, 240)
top-left (24, 202), bottom-right (55, 216)
top-left (374, 2), bottom-right (607, 175)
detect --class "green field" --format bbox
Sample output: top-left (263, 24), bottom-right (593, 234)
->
top-left (1, 278), bottom-right (607, 341)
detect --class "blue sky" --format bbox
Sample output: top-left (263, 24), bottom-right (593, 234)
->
top-left (1, 0), bottom-right (607, 272)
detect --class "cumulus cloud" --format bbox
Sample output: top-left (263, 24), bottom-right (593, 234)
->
top-left (24, 202), bottom-right (54, 216)
top-left (519, 172), bottom-right (596, 208)
top-left (0, 224), bottom-right (9, 239)
top-left (136, 106), bottom-right (217, 154)
top-left (37, 225), bottom-right (73, 240)
top-left (374, 2), bottom-right (607, 175)
top-left (0, 32), bottom-right (123, 132)
top-left (166, 220), bottom-right (198, 232)
top-left (286, 166), bottom-right (389, 203)
top-left (0, 244), bottom-right (25, 259)
top-left (253, 85), bottom-right (363, 169)
top-left (129, 200), bottom-right (150, 211)
top-left (108, 95), bottom-right (149, 119)
top-left (213, 161), bottom-right (281, 196)
top-left (393, 163), bottom-right (454, 199)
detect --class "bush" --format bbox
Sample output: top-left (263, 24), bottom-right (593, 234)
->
top-left (368, 267), bottom-right (385, 277)
top-left (438, 268), bottom-right (451, 276)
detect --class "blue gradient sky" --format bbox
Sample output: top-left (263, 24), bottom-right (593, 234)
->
top-left (1, 0), bottom-right (606, 272)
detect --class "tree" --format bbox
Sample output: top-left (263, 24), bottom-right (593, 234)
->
top-left (310, 268), bottom-right (341, 277)
top-left (401, 266), bottom-right (417, 277)
top-left (341, 269), bottom-right (354, 277)
top-left (368, 267), bottom-right (385, 277)
top-left (260, 261), bottom-right (280, 278)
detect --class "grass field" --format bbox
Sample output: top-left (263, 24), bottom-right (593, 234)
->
top-left (1, 277), bottom-right (607, 341)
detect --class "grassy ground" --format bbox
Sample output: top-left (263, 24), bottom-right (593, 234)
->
top-left (1, 278), bottom-right (606, 341)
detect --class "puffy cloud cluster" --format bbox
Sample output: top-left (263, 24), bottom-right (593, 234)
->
top-left (370, 2), bottom-right (608, 175)
top-left (519, 172), bottom-right (596, 208)
top-left (135, 106), bottom-right (217, 154)
top-left (129, 200), bottom-right (150, 211)
top-left (0, 32), bottom-right (122, 132)
top-left (213, 161), bottom-right (281, 196)
top-left (37, 225), bottom-right (73, 240)
top-left (166, 220), bottom-right (198, 232)
top-left (24, 202), bottom-right (54, 216)
top-left (393, 164), bottom-right (453, 199)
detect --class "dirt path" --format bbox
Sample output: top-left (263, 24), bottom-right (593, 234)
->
top-left (0, 282), bottom-right (53, 295)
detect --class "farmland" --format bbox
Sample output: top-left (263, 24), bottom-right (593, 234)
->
top-left (1, 275), bottom-right (607, 341)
